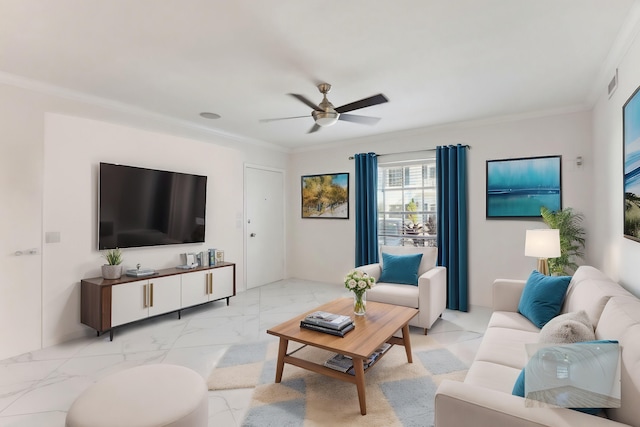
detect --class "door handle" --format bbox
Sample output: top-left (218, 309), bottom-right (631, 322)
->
top-left (143, 284), bottom-right (148, 308)
top-left (150, 283), bottom-right (154, 307)
top-left (250, 233), bottom-right (256, 237)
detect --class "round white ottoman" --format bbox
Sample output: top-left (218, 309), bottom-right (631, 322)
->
top-left (66, 364), bottom-right (208, 427)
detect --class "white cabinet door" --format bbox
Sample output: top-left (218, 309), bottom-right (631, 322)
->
top-left (210, 266), bottom-right (234, 301)
top-left (148, 275), bottom-right (181, 316)
top-left (111, 280), bottom-right (149, 327)
top-left (181, 270), bottom-right (210, 308)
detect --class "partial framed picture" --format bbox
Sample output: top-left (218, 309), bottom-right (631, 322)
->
top-left (623, 84), bottom-right (640, 241)
top-left (301, 173), bottom-right (349, 219)
top-left (486, 155), bottom-right (562, 218)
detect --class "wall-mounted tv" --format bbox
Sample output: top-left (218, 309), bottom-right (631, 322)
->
top-left (99, 163), bottom-right (207, 249)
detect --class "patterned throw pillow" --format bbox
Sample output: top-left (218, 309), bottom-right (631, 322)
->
top-left (539, 310), bottom-right (595, 344)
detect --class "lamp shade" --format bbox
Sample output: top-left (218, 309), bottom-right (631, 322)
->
top-left (525, 229), bottom-right (561, 258)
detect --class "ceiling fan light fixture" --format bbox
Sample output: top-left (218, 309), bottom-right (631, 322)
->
top-left (312, 111), bottom-right (340, 127)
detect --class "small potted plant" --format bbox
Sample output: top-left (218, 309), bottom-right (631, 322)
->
top-left (102, 248), bottom-right (123, 279)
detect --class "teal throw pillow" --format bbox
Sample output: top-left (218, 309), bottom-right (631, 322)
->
top-left (378, 252), bottom-right (423, 285)
top-left (518, 270), bottom-right (571, 328)
top-left (512, 340), bottom-right (618, 416)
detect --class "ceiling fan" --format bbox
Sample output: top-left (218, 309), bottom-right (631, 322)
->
top-left (260, 83), bottom-right (389, 133)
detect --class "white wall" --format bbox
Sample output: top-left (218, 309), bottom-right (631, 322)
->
top-left (0, 82), bottom-right (288, 358)
top-left (592, 23), bottom-right (640, 296)
top-left (288, 111), bottom-right (594, 308)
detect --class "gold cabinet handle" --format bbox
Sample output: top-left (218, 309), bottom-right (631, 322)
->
top-left (150, 283), bottom-right (154, 307)
top-left (143, 284), bottom-right (148, 308)
top-left (205, 274), bottom-right (210, 295)
top-left (210, 273), bottom-right (213, 294)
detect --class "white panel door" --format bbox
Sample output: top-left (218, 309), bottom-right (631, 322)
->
top-left (148, 275), bottom-right (181, 316)
top-left (181, 270), bottom-right (210, 307)
top-left (245, 166), bottom-right (285, 289)
top-left (210, 265), bottom-right (234, 300)
top-left (111, 280), bottom-right (149, 327)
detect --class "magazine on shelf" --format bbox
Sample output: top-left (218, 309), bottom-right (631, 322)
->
top-left (300, 321), bottom-right (355, 337)
top-left (324, 342), bottom-right (393, 374)
top-left (323, 353), bottom-right (353, 372)
top-left (303, 311), bottom-right (353, 330)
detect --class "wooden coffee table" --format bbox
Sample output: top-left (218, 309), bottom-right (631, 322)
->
top-left (266, 298), bottom-right (418, 415)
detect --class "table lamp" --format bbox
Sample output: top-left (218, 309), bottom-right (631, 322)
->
top-left (525, 229), bottom-right (561, 275)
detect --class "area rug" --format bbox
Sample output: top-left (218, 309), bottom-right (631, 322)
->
top-left (208, 333), bottom-right (469, 426)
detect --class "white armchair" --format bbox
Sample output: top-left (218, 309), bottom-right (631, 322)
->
top-left (356, 245), bottom-right (447, 334)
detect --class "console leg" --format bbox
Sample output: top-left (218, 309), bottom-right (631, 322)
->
top-left (96, 331), bottom-right (100, 337)
top-left (226, 297), bottom-right (230, 306)
top-left (178, 310), bottom-right (181, 320)
top-left (109, 329), bottom-right (114, 341)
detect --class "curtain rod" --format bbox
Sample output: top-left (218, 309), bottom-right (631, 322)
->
top-left (348, 145), bottom-right (470, 160)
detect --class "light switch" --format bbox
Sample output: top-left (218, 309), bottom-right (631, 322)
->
top-left (45, 231), bottom-right (60, 243)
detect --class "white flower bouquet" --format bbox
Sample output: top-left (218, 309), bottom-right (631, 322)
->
top-left (344, 270), bottom-right (375, 315)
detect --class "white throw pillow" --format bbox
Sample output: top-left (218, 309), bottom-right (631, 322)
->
top-left (539, 310), bottom-right (595, 344)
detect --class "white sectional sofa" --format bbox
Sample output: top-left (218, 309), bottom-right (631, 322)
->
top-left (435, 266), bottom-right (640, 427)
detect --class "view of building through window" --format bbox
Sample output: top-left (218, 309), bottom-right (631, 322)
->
top-left (378, 158), bottom-right (437, 247)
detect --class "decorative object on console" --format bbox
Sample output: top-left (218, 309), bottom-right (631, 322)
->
top-left (101, 248), bottom-right (123, 279)
top-left (524, 229), bottom-right (561, 275)
top-left (623, 83), bottom-right (640, 242)
top-left (301, 173), bottom-right (349, 219)
top-left (540, 206), bottom-right (586, 275)
top-left (486, 155), bottom-right (561, 218)
top-left (344, 269), bottom-right (375, 315)
top-left (215, 250), bottom-right (224, 264)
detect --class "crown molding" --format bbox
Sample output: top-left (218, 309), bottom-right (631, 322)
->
top-left (0, 71), bottom-right (289, 153)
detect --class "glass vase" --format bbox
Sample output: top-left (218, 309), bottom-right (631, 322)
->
top-left (353, 291), bottom-right (366, 316)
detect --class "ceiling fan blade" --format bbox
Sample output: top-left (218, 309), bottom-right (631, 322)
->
top-left (307, 123), bottom-right (321, 134)
top-left (259, 115), bottom-right (309, 123)
top-left (335, 93), bottom-right (388, 113)
top-left (289, 93), bottom-right (321, 111)
top-left (338, 114), bottom-right (381, 126)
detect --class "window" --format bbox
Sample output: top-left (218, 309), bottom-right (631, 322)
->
top-left (378, 158), bottom-right (437, 247)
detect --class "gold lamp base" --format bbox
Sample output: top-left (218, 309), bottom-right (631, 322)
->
top-left (537, 258), bottom-right (550, 275)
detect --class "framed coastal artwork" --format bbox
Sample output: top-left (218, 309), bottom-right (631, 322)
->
top-left (486, 155), bottom-right (562, 218)
top-left (301, 172), bottom-right (349, 219)
top-left (623, 84), bottom-right (640, 241)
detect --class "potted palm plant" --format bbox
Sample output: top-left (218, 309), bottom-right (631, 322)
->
top-left (102, 248), bottom-right (123, 279)
top-left (540, 207), bottom-right (586, 275)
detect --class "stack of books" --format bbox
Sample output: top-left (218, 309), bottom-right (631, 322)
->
top-left (324, 343), bottom-right (392, 374)
top-left (300, 311), bottom-right (355, 337)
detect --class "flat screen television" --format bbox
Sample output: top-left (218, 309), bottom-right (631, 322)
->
top-left (99, 163), bottom-right (207, 249)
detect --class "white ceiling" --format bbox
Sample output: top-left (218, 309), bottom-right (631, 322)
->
top-left (0, 0), bottom-right (637, 150)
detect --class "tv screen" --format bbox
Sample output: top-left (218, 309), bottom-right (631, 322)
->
top-left (99, 163), bottom-right (207, 249)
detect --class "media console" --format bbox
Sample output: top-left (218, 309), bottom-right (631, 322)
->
top-left (80, 262), bottom-right (235, 340)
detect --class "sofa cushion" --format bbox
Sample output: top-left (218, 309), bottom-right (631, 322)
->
top-left (465, 360), bottom-right (522, 395)
top-left (562, 267), bottom-right (633, 327)
top-left (595, 297), bottom-right (640, 426)
top-left (473, 327), bottom-right (539, 369)
top-left (487, 311), bottom-right (541, 333)
top-left (518, 270), bottom-right (571, 328)
top-left (366, 282), bottom-right (418, 308)
top-left (539, 310), bottom-right (595, 344)
top-left (379, 245), bottom-right (436, 277)
top-left (606, 323), bottom-right (640, 425)
top-left (378, 252), bottom-right (423, 285)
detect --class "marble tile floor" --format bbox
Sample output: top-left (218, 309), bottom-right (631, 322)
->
top-left (0, 279), bottom-right (491, 427)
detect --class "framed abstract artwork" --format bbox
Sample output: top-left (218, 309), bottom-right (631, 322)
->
top-left (486, 155), bottom-right (562, 218)
top-left (623, 84), bottom-right (640, 241)
top-left (301, 173), bottom-right (349, 219)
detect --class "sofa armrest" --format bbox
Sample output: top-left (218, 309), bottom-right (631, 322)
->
top-left (417, 266), bottom-right (447, 328)
top-left (435, 380), bottom-right (629, 427)
top-left (355, 263), bottom-right (381, 281)
top-left (493, 279), bottom-right (526, 312)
